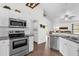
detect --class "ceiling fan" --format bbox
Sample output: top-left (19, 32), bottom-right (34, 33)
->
top-left (64, 14), bottom-right (75, 19)
top-left (61, 12), bottom-right (75, 20)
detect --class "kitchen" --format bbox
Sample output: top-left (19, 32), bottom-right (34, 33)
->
top-left (0, 3), bottom-right (79, 56)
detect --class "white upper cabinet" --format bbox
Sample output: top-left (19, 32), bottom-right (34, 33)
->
top-left (0, 7), bottom-right (24, 27)
top-left (9, 10), bottom-right (23, 20)
top-left (0, 7), bottom-right (10, 27)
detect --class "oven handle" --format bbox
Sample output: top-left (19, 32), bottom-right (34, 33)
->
top-left (10, 37), bottom-right (29, 41)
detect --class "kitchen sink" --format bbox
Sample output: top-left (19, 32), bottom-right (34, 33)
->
top-left (68, 37), bottom-right (79, 43)
top-left (70, 37), bottom-right (78, 40)
top-left (61, 36), bottom-right (79, 43)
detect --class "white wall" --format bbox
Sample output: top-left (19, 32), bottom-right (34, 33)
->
top-left (32, 15), bottom-right (52, 44)
top-left (37, 17), bottom-right (52, 44)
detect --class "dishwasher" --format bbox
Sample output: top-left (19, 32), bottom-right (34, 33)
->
top-left (50, 36), bottom-right (59, 50)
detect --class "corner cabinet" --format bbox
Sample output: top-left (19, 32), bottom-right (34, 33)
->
top-left (59, 37), bottom-right (79, 56)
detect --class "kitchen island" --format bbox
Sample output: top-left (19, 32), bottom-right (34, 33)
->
top-left (49, 33), bottom-right (79, 56)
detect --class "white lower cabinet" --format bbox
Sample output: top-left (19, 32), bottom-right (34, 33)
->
top-left (59, 37), bottom-right (67, 55)
top-left (59, 37), bottom-right (64, 55)
top-left (59, 37), bottom-right (79, 56)
top-left (66, 44), bottom-right (78, 56)
top-left (0, 45), bottom-right (9, 56)
top-left (29, 36), bottom-right (34, 52)
top-left (66, 40), bottom-right (79, 56)
top-left (0, 40), bottom-right (9, 56)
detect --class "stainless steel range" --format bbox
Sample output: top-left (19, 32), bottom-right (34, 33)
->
top-left (8, 18), bottom-right (29, 56)
top-left (9, 30), bottom-right (29, 56)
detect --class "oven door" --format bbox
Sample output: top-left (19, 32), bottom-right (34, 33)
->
top-left (10, 37), bottom-right (29, 55)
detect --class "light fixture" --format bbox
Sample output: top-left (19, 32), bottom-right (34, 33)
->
top-left (61, 12), bottom-right (75, 21)
top-left (15, 9), bottom-right (21, 13)
top-left (26, 3), bottom-right (40, 9)
top-left (3, 5), bottom-right (11, 10)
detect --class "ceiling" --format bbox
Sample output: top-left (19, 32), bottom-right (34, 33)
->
top-left (1, 3), bottom-right (79, 22)
top-left (40, 3), bottom-right (79, 22)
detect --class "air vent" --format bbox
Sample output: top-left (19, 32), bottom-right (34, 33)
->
top-left (3, 5), bottom-right (11, 10)
top-left (26, 3), bottom-right (39, 9)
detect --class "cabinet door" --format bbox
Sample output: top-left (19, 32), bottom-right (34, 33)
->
top-left (59, 37), bottom-right (79, 56)
top-left (59, 37), bottom-right (64, 55)
top-left (0, 40), bottom-right (9, 56)
top-left (66, 40), bottom-right (79, 56)
top-left (10, 10), bottom-right (22, 19)
top-left (0, 8), bottom-right (9, 27)
top-left (0, 28), bottom-right (8, 37)
top-left (66, 44), bottom-right (78, 56)
top-left (59, 37), bottom-right (68, 55)
top-left (0, 45), bottom-right (9, 56)
top-left (62, 42), bottom-right (68, 56)
top-left (29, 37), bottom-right (34, 52)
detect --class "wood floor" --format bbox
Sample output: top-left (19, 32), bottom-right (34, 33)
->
top-left (27, 42), bottom-right (62, 56)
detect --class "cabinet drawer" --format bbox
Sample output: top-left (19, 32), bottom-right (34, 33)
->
top-left (0, 40), bottom-right (9, 46)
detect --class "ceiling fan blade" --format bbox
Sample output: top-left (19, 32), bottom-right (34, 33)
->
top-left (68, 16), bottom-right (75, 19)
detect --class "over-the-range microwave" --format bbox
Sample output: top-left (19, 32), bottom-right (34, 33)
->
top-left (9, 18), bottom-right (26, 28)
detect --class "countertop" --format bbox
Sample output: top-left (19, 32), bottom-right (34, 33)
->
top-left (49, 33), bottom-right (79, 37)
top-left (49, 33), bottom-right (79, 44)
top-left (0, 34), bottom-right (34, 40)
